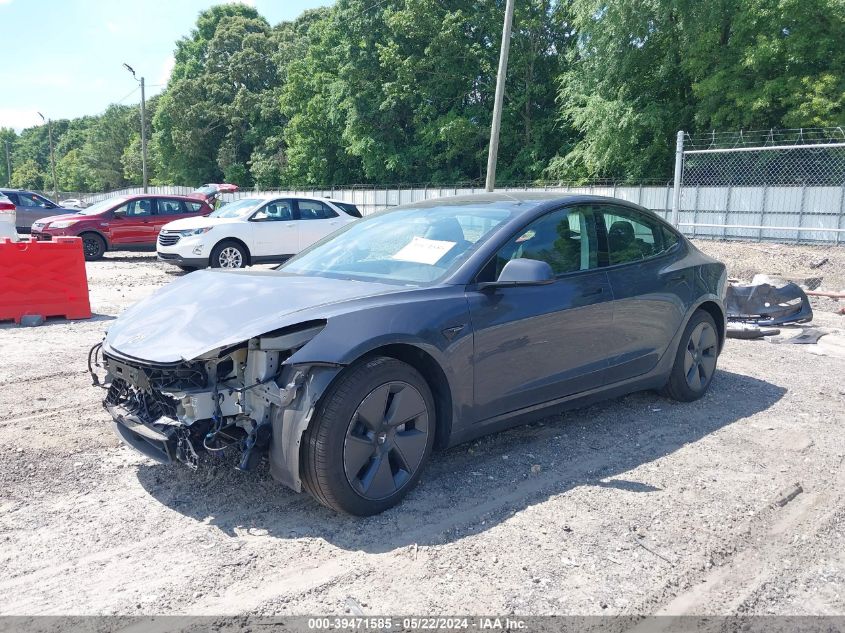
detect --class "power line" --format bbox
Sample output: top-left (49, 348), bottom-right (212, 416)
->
top-left (115, 86), bottom-right (140, 105)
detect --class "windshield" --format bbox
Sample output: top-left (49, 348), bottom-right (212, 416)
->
top-left (77, 197), bottom-right (129, 215)
top-left (209, 198), bottom-right (262, 218)
top-left (280, 204), bottom-right (515, 284)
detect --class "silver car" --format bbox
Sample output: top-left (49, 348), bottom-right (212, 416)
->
top-left (0, 189), bottom-right (75, 232)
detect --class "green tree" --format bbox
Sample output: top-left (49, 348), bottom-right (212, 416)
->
top-left (153, 5), bottom-right (276, 186)
top-left (11, 159), bottom-right (44, 189)
top-left (80, 104), bottom-right (137, 190)
top-left (686, 0), bottom-right (845, 129)
top-left (56, 148), bottom-right (91, 191)
top-left (0, 128), bottom-right (16, 186)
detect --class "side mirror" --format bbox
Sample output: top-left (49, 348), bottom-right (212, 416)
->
top-left (478, 258), bottom-right (555, 290)
top-left (113, 209), bottom-right (126, 218)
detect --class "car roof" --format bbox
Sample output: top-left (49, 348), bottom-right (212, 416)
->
top-left (232, 194), bottom-right (354, 205)
top-left (394, 192), bottom-right (661, 217)
top-left (125, 194), bottom-right (207, 202)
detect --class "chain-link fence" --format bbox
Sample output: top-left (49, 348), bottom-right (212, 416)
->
top-left (672, 128), bottom-right (845, 243)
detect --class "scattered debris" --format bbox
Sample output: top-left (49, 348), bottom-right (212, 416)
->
top-left (773, 483), bottom-right (803, 508)
top-left (809, 257), bottom-right (829, 269)
top-left (772, 328), bottom-right (828, 345)
top-left (530, 464), bottom-right (542, 475)
top-left (726, 282), bottom-right (813, 326)
top-left (632, 534), bottom-right (676, 566)
top-left (345, 596), bottom-right (366, 616)
top-left (726, 324), bottom-right (781, 339)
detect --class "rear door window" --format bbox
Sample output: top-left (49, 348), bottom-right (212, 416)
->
top-left (297, 199), bottom-right (338, 220)
top-left (599, 206), bottom-right (677, 266)
top-left (156, 198), bottom-right (187, 215)
top-left (3, 192), bottom-right (20, 205)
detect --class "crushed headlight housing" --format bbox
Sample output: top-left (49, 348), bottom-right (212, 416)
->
top-left (179, 227), bottom-right (213, 236)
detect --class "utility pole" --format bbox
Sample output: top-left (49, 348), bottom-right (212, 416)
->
top-left (4, 141), bottom-right (11, 186)
top-left (485, 0), bottom-right (515, 192)
top-left (670, 130), bottom-right (685, 227)
top-left (123, 63), bottom-right (148, 193)
top-left (37, 112), bottom-right (58, 201)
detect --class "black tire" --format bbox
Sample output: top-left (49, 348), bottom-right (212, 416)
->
top-left (210, 240), bottom-right (248, 269)
top-left (80, 232), bottom-right (106, 261)
top-left (663, 310), bottom-right (720, 402)
top-left (301, 356), bottom-right (436, 516)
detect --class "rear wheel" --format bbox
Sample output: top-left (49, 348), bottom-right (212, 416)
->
top-left (210, 240), bottom-right (248, 269)
top-left (80, 233), bottom-right (106, 261)
top-left (663, 310), bottom-right (719, 402)
top-left (301, 356), bottom-right (435, 515)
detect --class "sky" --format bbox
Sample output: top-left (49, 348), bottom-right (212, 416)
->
top-left (0, 0), bottom-right (331, 132)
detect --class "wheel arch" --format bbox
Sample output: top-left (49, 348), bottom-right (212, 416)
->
top-left (356, 343), bottom-right (454, 450)
top-left (78, 229), bottom-right (109, 250)
top-left (211, 236), bottom-right (251, 265)
top-left (694, 300), bottom-right (726, 352)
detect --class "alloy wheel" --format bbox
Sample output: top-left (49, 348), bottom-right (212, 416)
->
top-left (83, 236), bottom-right (102, 259)
top-left (683, 321), bottom-right (718, 391)
top-left (343, 381), bottom-right (430, 501)
top-left (218, 246), bottom-right (243, 268)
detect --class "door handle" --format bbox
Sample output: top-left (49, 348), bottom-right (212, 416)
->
top-left (581, 287), bottom-right (604, 297)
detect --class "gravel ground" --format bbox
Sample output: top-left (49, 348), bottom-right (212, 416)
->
top-left (1, 241), bottom-right (844, 618)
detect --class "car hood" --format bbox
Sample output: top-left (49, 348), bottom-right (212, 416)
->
top-left (104, 269), bottom-right (401, 363)
top-left (161, 216), bottom-right (242, 230)
top-left (34, 211), bottom-right (84, 224)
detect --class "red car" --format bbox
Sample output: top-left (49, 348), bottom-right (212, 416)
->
top-left (31, 194), bottom-right (213, 261)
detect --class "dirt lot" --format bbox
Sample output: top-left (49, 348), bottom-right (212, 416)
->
top-left (1, 241), bottom-right (844, 618)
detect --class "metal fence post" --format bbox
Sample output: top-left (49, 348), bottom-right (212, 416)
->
top-left (671, 130), bottom-right (684, 227)
top-left (837, 183), bottom-right (845, 246)
top-left (757, 185), bottom-right (769, 242)
top-left (691, 186), bottom-right (700, 238)
top-left (796, 184), bottom-right (807, 244)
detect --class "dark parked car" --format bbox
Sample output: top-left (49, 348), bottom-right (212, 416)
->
top-left (91, 193), bottom-right (727, 515)
top-left (31, 194), bottom-right (213, 260)
top-left (0, 189), bottom-right (78, 232)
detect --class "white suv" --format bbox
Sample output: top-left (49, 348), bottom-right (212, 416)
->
top-left (156, 196), bottom-right (361, 270)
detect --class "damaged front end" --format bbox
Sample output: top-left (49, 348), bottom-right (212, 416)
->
top-left (89, 321), bottom-right (341, 492)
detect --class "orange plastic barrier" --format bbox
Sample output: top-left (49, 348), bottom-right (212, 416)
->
top-left (0, 237), bottom-right (92, 323)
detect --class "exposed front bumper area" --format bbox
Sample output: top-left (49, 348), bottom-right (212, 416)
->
top-left (89, 324), bottom-right (340, 491)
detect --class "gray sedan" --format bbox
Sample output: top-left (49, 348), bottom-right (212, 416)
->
top-left (91, 193), bottom-right (727, 516)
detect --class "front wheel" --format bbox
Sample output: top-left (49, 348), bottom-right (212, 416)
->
top-left (301, 357), bottom-right (435, 515)
top-left (662, 310), bottom-right (720, 402)
top-left (210, 240), bottom-right (248, 269)
top-left (80, 233), bottom-right (106, 261)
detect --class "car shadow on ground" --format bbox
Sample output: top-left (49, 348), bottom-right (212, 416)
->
top-left (136, 369), bottom-right (785, 553)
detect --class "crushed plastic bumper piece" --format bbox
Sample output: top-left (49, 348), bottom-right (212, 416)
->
top-left (725, 282), bottom-right (813, 326)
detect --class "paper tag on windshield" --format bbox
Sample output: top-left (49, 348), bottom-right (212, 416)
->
top-left (392, 236), bottom-right (456, 265)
